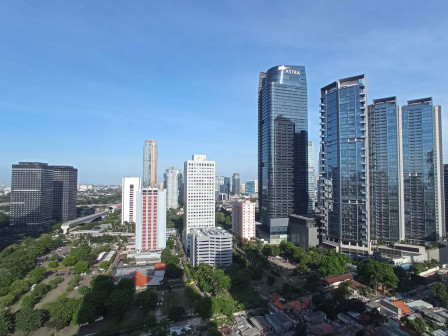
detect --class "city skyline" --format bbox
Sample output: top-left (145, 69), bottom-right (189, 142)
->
top-left (1, 1), bottom-right (448, 185)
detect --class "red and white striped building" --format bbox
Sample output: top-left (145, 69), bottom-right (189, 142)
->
top-left (135, 187), bottom-right (166, 252)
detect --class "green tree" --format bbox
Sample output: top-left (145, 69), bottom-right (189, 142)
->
top-left (51, 254), bottom-right (60, 261)
top-left (195, 296), bottom-right (213, 319)
top-left (168, 306), bottom-right (185, 321)
top-left (405, 317), bottom-right (428, 334)
top-left (358, 260), bottom-right (398, 291)
top-left (49, 261), bottom-right (58, 268)
top-left (27, 266), bottom-right (46, 284)
top-left (15, 308), bottom-right (44, 332)
top-left (320, 253), bottom-right (348, 277)
top-left (267, 275), bottom-right (275, 286)
top-left (0, 268), bottom-right (15, 288)
top-left (74, 261), bottom-right (89, 274)
top-left (136, 289), bottom-right (158, 311)
top-left (21, 294), bottom-right (37, 309)
top-left (61, 255), bottom-right (77, 266)
top-left (70, 244), bottom-right (92, 262)
top-left (46, 296), bottom-right (82, 329)
top-left (9, 279), bottom-right (30, 295)
top-left (165, 263), bottom-right (183, 279)
top-left (0, 312), bottom-right (13, 336)
top-left (431, 282), bottom-right (448, 308)
top-left (106, 289), bottom-right (132, 317)
top-left (98, 261), bottom-right (110, 270)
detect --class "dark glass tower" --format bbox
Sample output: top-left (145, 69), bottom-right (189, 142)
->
top-left (11, 162), bottom-right (54, 230)
top-left (319, 75), bottom-right (370, 254)
top-left (368, 97), bottom-right (404, 242)
top-left (402, 98), bottom-right (444, 241)
top-left (232, 173), bottom-right (240, 195)
top-left (51, 166), bottom-right (78, 223)
top-left (258, 65), bottom-right (308, 244)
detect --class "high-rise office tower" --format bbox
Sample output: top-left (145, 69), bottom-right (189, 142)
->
top-left (232, 173), bottom-right (241, 195)
top-left (215, 176), bottom-right (225, 197)
top-left (51, 166), bottom-right (78, 223)
top-left (240, 184), bottom-right (246, 194)
top-left (444, 164), bottom-right (448, 235)
top-left (258, 65), bottom-right (308, 243)
top-left (232, 200), bottom-right (256, 240)
top-left (135, 188), bottom-right (166, 251)
top-left (307, 141), bottom-right (316, 214)
top-left (177, 172), bottom-right (184, 206)
top-left (122, 177), bottom-right (141, 224)
top-left (368, 97), bottom-right (404, 242)
top-left (143, 139), bottom-right (157, 188)
top-left (183, 155), bottom-right (215, 249)
top-left (319, 75), bottom-right (370, 254)
top-left (402, 98), bottom-right (444, 241)
top-left (245, 180), bottom-right (258, 194)
top-left (164, 167), bottom-right (181, 209)
top-left (11, 162), bottom-right (54, 229)
top-left (223, 177), bottom-right (231, 195)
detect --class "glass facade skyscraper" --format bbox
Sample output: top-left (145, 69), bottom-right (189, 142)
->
top-left (319, 75), bottom-right (370, 254)
top-left (402, 98), bottom-right (444, 241)
top-left (258, 65), bottom-right (308, 243)
top-left (232, 173), bottom-right (240, 195)
top-left (368, 97), bottom-right (404, 242)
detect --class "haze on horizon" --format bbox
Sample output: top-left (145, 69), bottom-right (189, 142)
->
top-left (1, 1), bottom-right (447, 185)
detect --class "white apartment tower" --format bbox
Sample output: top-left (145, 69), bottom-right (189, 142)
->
top-left (164, 167), bottom-right (181, 209)
top-left (121, 177), bottom-right (141, 224)
top-left (232, 200), bottom-right (256, 240)
top-left (183, 154), bottom-right (215, 249)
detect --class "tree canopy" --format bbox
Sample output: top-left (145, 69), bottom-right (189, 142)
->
top-left (358, 260), bottom-right (398, 291)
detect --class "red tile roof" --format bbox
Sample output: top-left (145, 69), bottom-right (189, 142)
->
top-left (271, 293), bottom-right (281, 302)
top-left (274, 301), bottom-right (284, 310)
top-left (321, 274), bottom-right (353, 286)
top-left (133, 271), bottom-right (152, 287)
top-left (390, 301), bottom-right (411, 315)
top-left (155, 263), bottom-right (165, 271)
top-left (287, 298), bottom-right (311, 311)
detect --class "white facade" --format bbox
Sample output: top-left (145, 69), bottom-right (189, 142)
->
top-left (307, 141), bottom-right (316, 214)
top-left (121, 177), bottom-right (141, 224)
top-left (232, 200), bottom-right (256, 240)
top-left (190, 227), bottom-right (232, 267)
top-left (183, 154), bottom-right (215, 249)
top-left (135, 188), bottom-right (166, 252)
top-left (165, 167), bottom-right (180, 209)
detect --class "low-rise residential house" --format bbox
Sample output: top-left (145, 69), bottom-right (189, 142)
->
top-left (379, 300), bottom-right (411, 319)
top-left (320, 274), bottom-right (353, 291)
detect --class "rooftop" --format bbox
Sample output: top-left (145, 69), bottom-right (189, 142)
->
top-left (190, 226), bottom-right (232, 238)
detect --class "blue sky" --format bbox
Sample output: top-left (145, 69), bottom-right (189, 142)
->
top-left (1, 1), bottom-right (448, 185)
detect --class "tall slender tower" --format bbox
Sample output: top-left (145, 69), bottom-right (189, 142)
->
top-left (164, 167), bottom-right (181, 209)
top-left (402, 98), bottom-right (444, 241)
top-left (307, 141), bottom-right (316, 214)
top-left (368, 97), bottom-right (404, 242)
top-left (319, 75), bottom-right (370, 254)
top-left (232, 173), bottom-right (240, 195)
top-left (183, 154), bottom-right (215, 249)
top-left (258, 65), bottom-right (308, 244)
top-left (143, 140), bottom-right (157, 188)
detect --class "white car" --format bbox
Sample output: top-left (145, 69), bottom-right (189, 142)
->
top-left (95, 316), bottom-right (104, 322)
